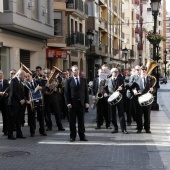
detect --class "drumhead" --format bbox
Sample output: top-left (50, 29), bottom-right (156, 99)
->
top-left (108, 91), bottom-right (120, 102)
top-left (138, 93), bottom-right (153, 105)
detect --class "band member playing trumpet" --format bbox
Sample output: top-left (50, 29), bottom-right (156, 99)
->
top-left (0, 70), bottom-right (9, 136)
top-left (33, 66), bottom-right (45, 80)
top-left (105, 68), bottom-right (128, 134)
top-left (8, 70), bottom-right (26, 140)
top-left (92, 69), bottom-right (110, 129)
top-left (25, 72), bottom-right (47, 137)
top-left (131, 65), bottom-right (155, 133)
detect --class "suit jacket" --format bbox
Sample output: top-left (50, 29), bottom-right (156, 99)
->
top-left (130, 75), bottom-right (156, 95)
top-left (0, 79), bottom-right (9, 102)
top-left (8, 77), bottom-right (25, 106)
top-left (106, 77), bottom-right (125, 95)
top-left (93, 77), bottom-right (107, 96)
top-left (64, 76), bottom-right (89, 107)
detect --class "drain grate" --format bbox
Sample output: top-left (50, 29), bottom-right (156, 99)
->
top-left (1, 151), bottom-right (30, 157)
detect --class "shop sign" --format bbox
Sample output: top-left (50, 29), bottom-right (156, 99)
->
top-left (46, 48), bottom-right (67, 59)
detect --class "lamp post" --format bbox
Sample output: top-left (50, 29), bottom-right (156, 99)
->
top-left (139, 54), bottom-right (142, 66)
top-left (122, 47), bottom-right (128, 68)
top-left (164, 49), bottom-right (167, 77)
top-left (150, 0), bottom-right (161, 111)
top-left (86, 29), bottom-right (94, 81)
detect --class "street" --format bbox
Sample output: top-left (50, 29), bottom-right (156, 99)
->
top-left (0, 81), bottom-right (170, 170)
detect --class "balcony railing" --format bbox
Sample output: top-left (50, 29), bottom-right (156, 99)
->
top-left (114, 5), bottom-right (117, 13)
top-left (66, 0), bottom-right (88, 15)
top-left (66, 32), bottom-right (85, 46)
top-left (130, 50), bottom-right (134, 57)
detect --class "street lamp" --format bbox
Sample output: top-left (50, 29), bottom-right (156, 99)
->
top-left (86, 29), bottom-right (94, 52)
top-left (164, 49), bottom-right (167, 77)
top-left (86, 29), bottom-right (94, 81)
top-left (139, 54), bottom-right (142, 66)
top-left (150, 0), bottom-right (161, 111)
top-left (122, 47), bottom-right (128, 68)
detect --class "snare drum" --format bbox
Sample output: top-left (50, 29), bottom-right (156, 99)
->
top-left (138, 92), bottom-right (154, 106)
top-left (108, 91), bottom-right (122, 105)
top-left (29, 90), bottom-right (43, 110)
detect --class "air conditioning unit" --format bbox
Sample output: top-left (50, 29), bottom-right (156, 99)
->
top-left (42, 8), bottom-right (48, 16)
top-left (28, 1), bottom-right (33, 9)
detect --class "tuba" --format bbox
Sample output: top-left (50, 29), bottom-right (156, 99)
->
top-left (138, 58), bottom-right (158, 106)
top-left (45, 66), bottom-right (63, 95)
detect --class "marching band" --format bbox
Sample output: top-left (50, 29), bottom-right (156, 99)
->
top-left (0, 60), bottom-right (157, 140)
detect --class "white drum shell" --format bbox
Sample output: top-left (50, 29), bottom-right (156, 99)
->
top-left (138, 93), bottom-right (154, 106)
top-left (108, 91), bottom-right (122, 105)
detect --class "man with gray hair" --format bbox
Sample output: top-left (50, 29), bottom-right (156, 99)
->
top-left (104, 67), bottom-right (128, 134)
top-left (8, 70), bottom-right (26, 140)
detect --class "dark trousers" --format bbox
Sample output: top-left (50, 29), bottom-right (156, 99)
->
top-left (7, 105), bottom-right (23, 137)
top-left (68, 104), bottom-right (85, 139)
top-left (44, 93), bottom-right (63, 129)
top-left (96, 97), bottom-right (110, 127)
top-left (0, 99), bottom-right (8, 133)
top-left (27, 104), bottom-right (45, 134)
top-left (134, 96), bottom-right (151, 131)
top-left (109, 99), bottom-right (126, 131)
top-left (125, 98), bottom-right (132, 124)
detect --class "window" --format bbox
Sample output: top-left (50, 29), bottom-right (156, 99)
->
top-left (17, 0), bottom-right (24, 14)
top-left (54, 12), bottom-right (62, 36)
top-left (32, 0), bottom-right (39, 20)
top-left (3, 0), bottom-right (9, 10)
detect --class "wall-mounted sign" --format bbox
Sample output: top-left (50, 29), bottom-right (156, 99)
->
top-left (46, 48), bottom-right (67, 59)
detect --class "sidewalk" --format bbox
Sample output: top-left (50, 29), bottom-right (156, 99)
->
top-left (0, 81), bottom-right (170, 169)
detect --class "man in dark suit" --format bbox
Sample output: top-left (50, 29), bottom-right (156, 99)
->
top-left (131, 65), bottom-right (155, 133)
top-left (105, 68), bottom-right (128, 134)
top-left (0, 70), bottom-right (9, 135)
top-left (92, 68), bottom-right (110, 129)
top-left (65, 65), bottom-right (89, 142)
top-left (25, 72), bottom-right (47, 137)
top-left (8, 70), bottom-right (26, 140)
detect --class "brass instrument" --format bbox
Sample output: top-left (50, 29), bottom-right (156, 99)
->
top-left (91, 79), bottom-right (106, 110)
top-left (45, 66), bottom-right (63, 95)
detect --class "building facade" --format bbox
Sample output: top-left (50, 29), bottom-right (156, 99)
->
top-left (0, 0), bottom-right (54, 78)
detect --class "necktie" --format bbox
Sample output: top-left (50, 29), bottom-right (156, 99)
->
top-left (0, 81), bottom-right (2, 91)
top-left (30, 82), bottom-right (35, 90)
top-left (112, 78), bottom-right (116, 87)
top-left (76, 78), bottom-right (80, 88)
top-left (143, 77), bottom-right (146, 88)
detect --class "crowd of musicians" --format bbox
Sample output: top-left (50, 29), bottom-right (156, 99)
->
top-left (0, 61), bottom-right (156, 141)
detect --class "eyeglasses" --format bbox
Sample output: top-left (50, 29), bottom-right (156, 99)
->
top-left (135, 69), bottom-right (140, 71)
top-left (142, 69), bottom-right (147, 71)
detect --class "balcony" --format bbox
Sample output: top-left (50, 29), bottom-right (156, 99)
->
top-left (99, 0), bottom-right (105, 5)
top-left (114, 26), bottom-right (118, 36)
top-left (66, 0), bottom-right (88, 19)
top-left (130, 50), bottom-right (135, 57)
top-left (66, 32), bottom-right (86, 47)
top-left (91, 44), bottom-right (106, 56)
top-left (99, 17), bottom-right (106, 30)
top-left (0, 12), bottom-right (53, 39)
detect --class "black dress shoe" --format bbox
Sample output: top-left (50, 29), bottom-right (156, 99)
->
top-left (111, 130), bottom-right (118, 133)
top-left (146, 130), bottom-right (151, 134)
top-left (30, 134), bottom-right (35, 137)
top-left (3, 132), bottom-right (8, 136)
top-left (40, 132), bottom-right (47, 136)
top-left (95, 126), bottom-right (101, 129)
top-left (137, 130), bottom-right (142, 133)
top-left (46, 127), bottom-right (52, 131)
top-left (58, 128), bottom-right (65, 131)
top-left (8, 136), bottom-right (16, 140)
top-left (122, 130), bottom-right (128, 134)
top-left (80, 138), bottom-right (88, 141)
top-left (70, 138), bottom-right (75, 142)
top-left (16, 135), bottom-right (26, 139)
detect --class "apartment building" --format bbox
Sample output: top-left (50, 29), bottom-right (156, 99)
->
top-left (122, 0), bottom-right (137, 68)
top-left (0, 0), bottom-right (54, 78)
top-left (86, 0), bottom-right (125, 80)
top-left (47, 0), bottom-right (88, 72)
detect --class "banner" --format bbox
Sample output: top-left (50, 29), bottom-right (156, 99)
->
top-left (46, 48), bottom-right (67, 59)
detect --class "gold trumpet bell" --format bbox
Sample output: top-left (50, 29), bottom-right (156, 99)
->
top-left (146, 58), bottom-right (158, 75)
top-left (21, 63), bottom-right (32, 75)
top-left (48, 66), bottom-right (62, 84)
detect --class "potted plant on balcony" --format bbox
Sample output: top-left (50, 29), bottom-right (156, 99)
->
top-left (146, 30), bottom-right (166, 44)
